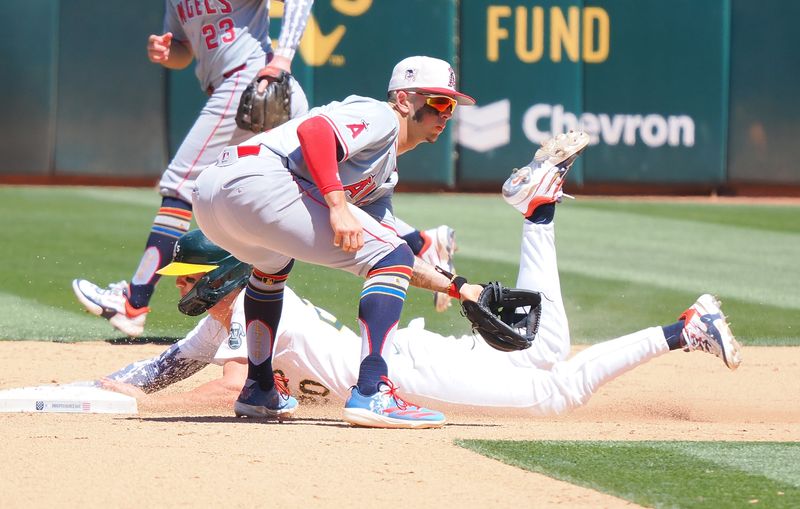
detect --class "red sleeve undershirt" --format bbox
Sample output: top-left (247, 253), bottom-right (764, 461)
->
top-left (296, 116), bottom-right (344, 195)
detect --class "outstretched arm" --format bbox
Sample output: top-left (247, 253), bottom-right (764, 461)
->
top-left (102, 359), bottom-right (247, 413)
top-left (410, 257), bottom-right (483, 302)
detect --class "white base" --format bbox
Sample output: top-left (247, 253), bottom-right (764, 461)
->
top-left (0, 383), bottom-right (138, 414)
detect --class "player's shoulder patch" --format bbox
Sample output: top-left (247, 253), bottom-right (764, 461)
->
top-left (345, 119), bottom-right (369, 139)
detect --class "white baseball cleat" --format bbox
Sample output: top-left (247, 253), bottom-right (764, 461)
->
top-left (418, 225), bottom-right (457, 312)
top-left (680, 294), bottom-right (742, 370)
top-left (72, 279), bottom-right (149, 337)
top-left (502, 130), bottom-right (590, 217)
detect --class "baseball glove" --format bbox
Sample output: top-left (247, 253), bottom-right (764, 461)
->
top-left (235, 71), bottom-right (292, 133)
top-left (461, 281), bottom-right (542, 352)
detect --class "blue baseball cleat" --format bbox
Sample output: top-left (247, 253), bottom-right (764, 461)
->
top-left (234, 375), bottom-right (298, 418)
top-left (680, 294), bottom-right (742, 370)
top-left (343, 376), bottom-right (446, 429)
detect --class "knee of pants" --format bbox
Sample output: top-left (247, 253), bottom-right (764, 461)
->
top-left (372, 243), bottom-right (414, 270)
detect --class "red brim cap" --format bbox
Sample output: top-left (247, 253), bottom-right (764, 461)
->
top-left (414, 87), bottom-right (476, 105)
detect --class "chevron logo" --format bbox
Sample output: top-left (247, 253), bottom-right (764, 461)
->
top-left (456, 99), bottom-right (511, 152)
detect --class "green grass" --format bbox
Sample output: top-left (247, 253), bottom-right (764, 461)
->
top-left (1, 186), bottom-right (798, 344)
top-left (457, 440), bottom-right (800, 508)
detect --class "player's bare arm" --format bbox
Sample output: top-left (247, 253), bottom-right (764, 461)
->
top-left (147, 32), bottom-right (193, 69)
top-left (410, 257), bottom-right (482, 302)
top-left (102, 359), bottom-right (247, 412)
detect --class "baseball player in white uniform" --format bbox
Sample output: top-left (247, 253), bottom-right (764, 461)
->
top-left (72, 0), bottom-right (313, 337)
top-left (101, 135), bottom-right (741, 415)
top-left (192, 55), bottom-right (479, 428)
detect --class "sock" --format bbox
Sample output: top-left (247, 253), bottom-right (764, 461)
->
top-left (244, 261), bottom-right (294, 391)
top-left (400, 229), bottom-right (426, 255)
top-left (662, 320), bottom-right (686, 350)
top-left (356, 245), bottom-right (414, 395)
top-left (128, 197), bottom-right (192, 309)
top-left (525, 202), bottom-right (556, 224)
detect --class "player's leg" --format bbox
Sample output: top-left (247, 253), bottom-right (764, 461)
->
top-left (273, 289), bottom-right (363, 402)
top-left (289, 198), bottom-right (446, 428)
top-left (192, 155), bottom-right (306, 418)
top-left (71, 65), bottom-right (258, 336)
top-left (541, 293), bottom-right (742, 414)
top-left (232, 261), bottom-right (299, 418)
top-left (385, 294), bottom-right (740, 415)
top-left (129, 64), bottom-right (261, 302)
top-left (501, 131), bottom-right (590, 367)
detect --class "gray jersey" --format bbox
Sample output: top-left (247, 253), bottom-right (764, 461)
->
top-left (249, 95), bottom-right (400, 206)
top-left (163, 0), bottom-right (313, 91)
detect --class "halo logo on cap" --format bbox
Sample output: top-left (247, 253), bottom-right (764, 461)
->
top-left (387, 56), bottom-right (476, 105)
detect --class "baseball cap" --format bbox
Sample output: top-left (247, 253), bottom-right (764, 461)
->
top-left (388, 56), bottom-right (475, 105)
top-left (156, 229), bottom-right (228, 276)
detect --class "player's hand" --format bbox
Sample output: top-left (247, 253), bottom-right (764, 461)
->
top-left (147, 32), bottom-right (173, 63)
top-left (459, 283), bottom-right (484, 302)
top-left (256, 55), bottom-right (292, 93)
top-left (99, 377), bottom-right (147, 400)
top-left (325, 191), bottom-right (363, 253)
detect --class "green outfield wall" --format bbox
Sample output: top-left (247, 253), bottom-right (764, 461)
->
top-left (0, 0), bottom-right (797, 191)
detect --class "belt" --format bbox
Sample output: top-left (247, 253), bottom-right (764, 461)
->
top-left (206, 63), bottom-right (247, 95)
top-left (237, 145), bottom-right (262, 157)
top-left (235, 145), bottom-right (290, 169)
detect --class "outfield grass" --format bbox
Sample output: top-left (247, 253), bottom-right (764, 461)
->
top-left (0, 186), bottom-right (798, 344)
top-left (457, 440), bottom-right (800, 508)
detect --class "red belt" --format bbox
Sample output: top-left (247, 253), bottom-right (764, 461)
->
top-left (206, 63), bottom-right (247, 95)
top-left (237, 145), bottom-right (262, 157)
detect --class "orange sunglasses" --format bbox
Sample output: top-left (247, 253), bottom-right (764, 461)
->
top-left (413, 92), bottom-right (458, 113)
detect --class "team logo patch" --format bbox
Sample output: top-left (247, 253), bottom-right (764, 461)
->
top-left (228, 322), bottom-right (244, 349)
top-left (448, 67), bottom-right (456, 88)
top-left (404, 68), bottom-right (417, 82)
top-left (246, 320), bottom-right (273, 365)
top-left (343, 175), bottom-right (377, 202)
top-left (346, 120), bottom-right (369, 138)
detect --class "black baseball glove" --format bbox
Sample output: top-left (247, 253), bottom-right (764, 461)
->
top-left (461, 281), bottom-right (542, 352)
top-left (235, 71), bottom-right (292, 133)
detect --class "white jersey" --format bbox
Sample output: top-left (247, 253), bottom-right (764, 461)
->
top-left (249, 95), bottom-right (400, 206)
top-left (163, 0), bottom-right (313, 91)
top-left (110, 219), bottom-right (671, 414)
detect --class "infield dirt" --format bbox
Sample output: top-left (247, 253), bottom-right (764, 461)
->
top-left (1, 342), bottom-right (797, 508)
